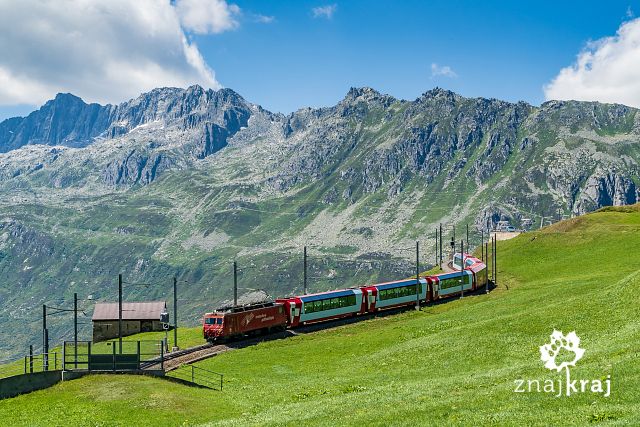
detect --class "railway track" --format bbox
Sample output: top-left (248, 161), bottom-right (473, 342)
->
top-left (141, 329), bottom-right (303, 371)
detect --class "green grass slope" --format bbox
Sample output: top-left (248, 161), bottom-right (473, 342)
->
top-left (1, 206), bottom-right (639, 426)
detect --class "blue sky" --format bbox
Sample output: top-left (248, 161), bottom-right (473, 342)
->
top-left (0, 1), bottom-right (639, 120)
top-left (205, 0), bottom-right (637, 112)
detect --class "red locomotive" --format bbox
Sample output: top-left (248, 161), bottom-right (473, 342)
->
top-left (203, 302), bottom-right (287, 342)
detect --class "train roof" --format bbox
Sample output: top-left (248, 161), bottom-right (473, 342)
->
top-left (366, 278), bottom-right (426, 290)
top-left (205, 301), bottom-right (279, 315)
top-left (279, 288), bottom-right (362, 302)
top-left (428, 269), bottom-right (474, 280)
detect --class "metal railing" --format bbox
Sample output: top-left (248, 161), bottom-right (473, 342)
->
top-left (63, 340), bottom-right (164, 371)
top-left (170, 364), bottom-right (224, 390)
top-left (0, 351), bottom-right (60, 380)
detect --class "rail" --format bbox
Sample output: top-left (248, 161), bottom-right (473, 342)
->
top-left (170, 364), bottom-right (224, 390)
top-left (139, 342), bottom-right (213, 370)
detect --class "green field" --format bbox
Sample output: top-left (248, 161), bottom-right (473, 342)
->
top-left (1, 206), bottom-right (639, 426)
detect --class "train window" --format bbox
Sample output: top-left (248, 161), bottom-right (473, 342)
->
top-left (304, 302), bottom-right (314, 313)
top-left (217, 318), bottom-right (223, 324)
top-left (304, 294), bottom-right (358, 312)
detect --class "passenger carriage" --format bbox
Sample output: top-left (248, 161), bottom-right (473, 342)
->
top-left (276, 288), bottom-right (364, 327)
top-left (453, 253), bottom-right (487, 291)
top-left (426, 270), bottom-right (473, 299)
top-left (361, 278), bottom-right (428, 312)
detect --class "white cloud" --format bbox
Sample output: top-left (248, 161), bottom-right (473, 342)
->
top-left (254, 14), bottom-right (275, 24)
top-left (544, 17), bottom-right (640, 108)
top-left (431, 63), bottom-right (457, 78)
top-left (312, 4), bottom-right (337, 19)
top-left (0, 0), bottom-right (242, 107)
top-left (175, 0), bottom-right (240, 34)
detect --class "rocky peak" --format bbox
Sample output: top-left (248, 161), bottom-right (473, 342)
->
top-left (418, 87), bottom-right (461, 103)
top-left (0, 93), bottom-right (113, 152)
top-left (341, 87), bottom-right (396, 107)
top-left (107, 85), bottom-right (251, 134)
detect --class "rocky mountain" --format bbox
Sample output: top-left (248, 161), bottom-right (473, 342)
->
top-left (0, 93), bottom-right (112, 152)
top-left (0, 85), bottom-right (639, 359)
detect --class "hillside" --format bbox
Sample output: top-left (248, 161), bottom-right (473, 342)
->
top-left (1, 205), bottom-right (638, 425)
top-left (2, 87), bottom-right (640, 358)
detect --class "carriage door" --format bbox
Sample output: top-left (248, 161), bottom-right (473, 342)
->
top-left (369, 289), bottom-right (377, 311)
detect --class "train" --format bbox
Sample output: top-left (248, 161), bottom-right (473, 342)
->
top-left (203, 253), bottom-right (487, 342)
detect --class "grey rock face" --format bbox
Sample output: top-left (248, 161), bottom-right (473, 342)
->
top-left (102, 150), bottom-right (173, 186)
top-left (573, 172), bottom-right (639, 215)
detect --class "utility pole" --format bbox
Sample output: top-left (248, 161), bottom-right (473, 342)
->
top-left (118, 273), bottom-right (123, 354)
top-left (173, 277), bottom-right (178, 350)
top-left (435, 229), bottom-right (438, 267)
top-left (439, 223), bottom-right (443, 267)
top-left (493, 235), bottom-right (497, 284)
top-left (485, 242), bottom-right (489, 293)
top-left (453, 225), bottom-right (456, 243)
top-left (74, 292), bottom-right (78, 368)
top-left (415, 241), bottom-right (420, 310)
top-left (480, 229), bottom-right (484, 261)
top-left (494, 234), bottom-right (497, 286)
top-left (460, 240), bottom-right (465, 299)
top-left (42, 304), bottom-right (48, 370)
top-left (450, 236), bottom-right (455, 263)
top-left (233, 261), bottom-right (238, 307)
top-left (490, 235), bottom-right (494, 283)
top-left (303, 246), bottom-right (308, 295)
top-left (466, 224), bottom-right (469, 251)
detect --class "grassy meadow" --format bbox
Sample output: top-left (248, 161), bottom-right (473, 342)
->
top-left (0, 206), bottom-right (639, 426)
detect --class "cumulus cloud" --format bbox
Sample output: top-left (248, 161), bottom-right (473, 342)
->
top-left (431, 63), bottom-right (457, 78)
top-left (0, 0), bottom-right (243, 107)
top-left (544, 17), bottom-right (640, 108)
top-left (175, 0), bottom-right (240, 34)
top-left (312, 4), bottom-right (337, 19)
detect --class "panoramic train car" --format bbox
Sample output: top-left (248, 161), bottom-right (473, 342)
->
top-left (202, 302), bottom-right (287, 342)
top-left (276, 288), bottom-right (364, 327)
top-left (452, 253), bottom-right (487, 291)
top-left (426, 269), bottom-right (474, 299)
top-left (361, 278), bottom-right (428, 312)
